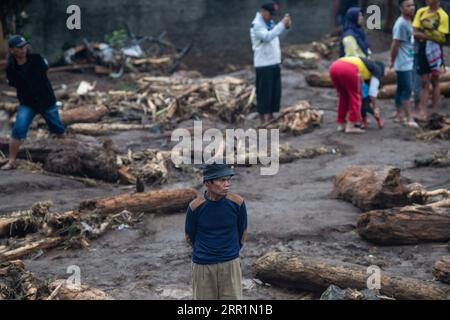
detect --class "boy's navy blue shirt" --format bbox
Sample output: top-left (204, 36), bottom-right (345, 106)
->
top-left (185, 192), bottom-right (248, 265)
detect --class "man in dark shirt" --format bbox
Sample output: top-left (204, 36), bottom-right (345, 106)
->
top-left (185, 163), bottom-right (248, 300)
top-left (1, 35), bottom-right (65, 170)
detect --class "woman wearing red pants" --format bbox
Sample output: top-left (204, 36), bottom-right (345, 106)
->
top-left (330, 56), bottom-right (385, 133)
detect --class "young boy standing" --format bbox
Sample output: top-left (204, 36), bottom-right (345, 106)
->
top-left (389, 0), bottom-right (419, 128)
top-left (413, 0), bottom-right (449, 119)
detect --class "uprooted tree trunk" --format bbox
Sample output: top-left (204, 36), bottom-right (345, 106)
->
top-left (433, 257), bottom-right (450, 284)
top-left (79, 188), bottom-right (198, 215)
top-left (356, 205), bottom-right (450, 245)
top-left (59, 105), bottom-right (109, 126)
top-left (0, 136), bottom-right (119, 182)
top-left (253, 252), bottom-right (450, 300)
top-left (332, 166), bottom-right (413, 211)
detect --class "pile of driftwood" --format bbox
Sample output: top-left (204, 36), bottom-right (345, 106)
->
top-left (117, 148), bottom-right (201, 186)
top-left (261, 101), bottom-right (323, 135)
top-left (0, 188), bottom-right (197, 263)
top-left (253, 252), bottom-right (450, 300)
top-left (0, 260), bottom-right (112, 300)
top-left (283, 34), bottom-right (340, 69)
top-left (416, 113), bottom-right (450, 141)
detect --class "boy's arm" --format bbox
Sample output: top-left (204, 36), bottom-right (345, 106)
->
top-left (389, 39), bottom-right (400, 69)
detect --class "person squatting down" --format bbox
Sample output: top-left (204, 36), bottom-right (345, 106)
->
top-left (185, 163), bottom-right (248, 300)
top-left (1, 35), bottom-right (65, 171)
top-left (330, 56), bottom-right (385, 133)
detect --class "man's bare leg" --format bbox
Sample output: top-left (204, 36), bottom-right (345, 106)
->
top-left (417, 74), bottom-right (430, 120)
top-left (1, 138), bottom-right (22, 170)
top-left (431, 74), bottom-right (440, 114)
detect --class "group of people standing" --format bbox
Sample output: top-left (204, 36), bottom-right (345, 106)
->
top-left (251, 1), bottom-right (449, 135)
top-left (331, 0), bottom-right (448, 134)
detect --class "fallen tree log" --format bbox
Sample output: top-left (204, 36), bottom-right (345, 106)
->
top-left (68, 123), bottom-right (155, 135)
top-left (332, 166), bottom-right (412, 211)
top-left (305, 70), bottom-right (402, 88)
top-left (0, 136), bottom-right (119, 182)
top-left (380, 82), bottom-right (450, 99)
top-left (356, 205), bottom-right (450, 245)
top-left (433, 257), bottom-right (450, 284)
top-left (60, 105), bottom-right (109, 125)
top-left (254, 252), bottom-right (450, 300)
top-left (305, 72), bottom-right (333, 88)
top-left (79, 188), bottom-right (198, 215)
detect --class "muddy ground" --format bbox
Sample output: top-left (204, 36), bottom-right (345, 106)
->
top-left (1, 54), bottom-right (449, 300)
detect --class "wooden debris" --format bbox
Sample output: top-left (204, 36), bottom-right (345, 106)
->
top-left (60, 105), bottom-right (109, 125)
top-left (380, 82), bottom-right (450, 99)
top-left (0, 260), bottom-right (112, 300)
top-left (117, 166), bottom-right (137, 185)
top-left (47, 280), bottom-right (113, 300)
top-left (263, 101), bottom-right (323, 135)
top-left (415, 149), bottom-right (450, 168)
top-left (0, 136), bottom-right (119, 182)
top-left (416, 113), bottom-right (450, 141)
top-left (305, 72), bottom-right (333, 88)
top-left (68, 123), bottom-right (155, 135)
top-left (0, 237), bottom-right (64, 262)
top-left (357, 204), bottom-right (450, 245)
top-left (332, 166), bottom-right (412, 211)
top-left (254, 251), bottom-right (450, 300)
top-left (279, 144), bottom-right (340, 164)
top-left (0, 260), bottom-right (50, 300)
top-left (79, 188), bottom-right (198, 215)
top-left (433, 257), bottom-right (450, 284)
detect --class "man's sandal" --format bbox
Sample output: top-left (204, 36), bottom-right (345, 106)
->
top-left (0, 161), bottom-right (17, 171)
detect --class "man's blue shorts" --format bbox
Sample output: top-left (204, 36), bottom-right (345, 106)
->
top-left (12, 104), bottom-right (65, 140)
top-left (395, 70), bottom-right (413, 108)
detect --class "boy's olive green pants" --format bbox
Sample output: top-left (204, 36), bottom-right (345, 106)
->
top-left (192, 258), bottom-right (242, 300)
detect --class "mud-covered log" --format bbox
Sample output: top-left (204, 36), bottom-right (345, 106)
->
top-left (332, 166), bottom-right (411, 211)
top-left (0, 136), bottom-right (119, 182)
top-left (79, 188), bottom-right (198, 215)
top-left (433, 257), bottom-right (450, 284)
top-left (254, 252), bottom-right (450, 300)
top-left (356, 205), bottom-right (450, 245)
top-left (60, 105), bottom-right (109, 125)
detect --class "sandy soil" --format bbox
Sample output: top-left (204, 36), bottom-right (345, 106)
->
top-left (1, 55), bottom-right (449, 300)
